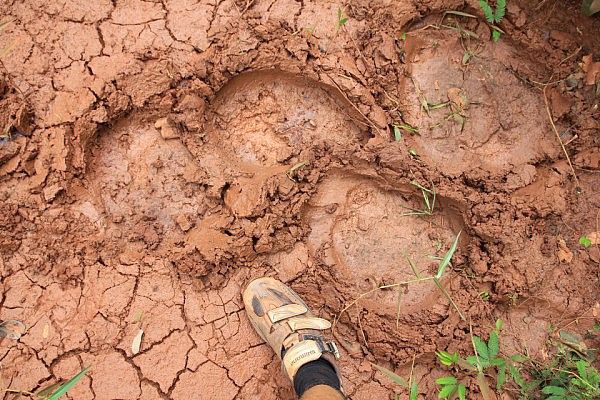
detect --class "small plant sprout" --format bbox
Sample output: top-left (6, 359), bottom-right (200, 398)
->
top-left (336, 7), bottom-right (348, 30)
top-left (479, 0), bottom-right (506, 42)
top-left (393, 123), bottom-right (419, 141)
top-left (400, 180), bottom-right (436, 217)
top-left (435, 319), bottom-right (532, 399)
top-left (579, 235), bottom-right (592, 248)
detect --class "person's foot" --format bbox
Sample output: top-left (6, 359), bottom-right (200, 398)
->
top-left (242, 277), bottom-right (341, 381)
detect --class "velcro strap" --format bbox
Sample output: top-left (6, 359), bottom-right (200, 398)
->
top-left (267, 303), bottom-right (308, 323)
top-left (287, 316), bottom-right (332, 331)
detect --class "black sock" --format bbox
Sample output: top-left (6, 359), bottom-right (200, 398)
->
top-left (293, 358), bottom-right (341, 397)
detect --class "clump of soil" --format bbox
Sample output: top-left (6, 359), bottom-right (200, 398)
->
top-left (0, 0), bottom-right (598, 399)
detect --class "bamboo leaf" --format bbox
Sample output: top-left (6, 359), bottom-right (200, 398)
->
top-left (371, 363), bottom-right (408, 388)
top-left (47, 367), bottom-right (90, 400)
top-left (436, 232), bottom-right (461, 279)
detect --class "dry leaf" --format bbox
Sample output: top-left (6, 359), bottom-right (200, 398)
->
top-left (581, 54), bottom-right (600, 85)
top-left (557, 238), bottom-right (573, 263)
top-left (131, 329), bottom-right (144, 355)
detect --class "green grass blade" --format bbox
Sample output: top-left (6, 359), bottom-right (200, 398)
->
top-left (409, 381), bottom-right (419, 400)
top-left (436, 232), bottom-right (461, 279)
top-left (48, 367), bottom-right (90, 400)
top-left (371, 363), bottom-right (408, 388)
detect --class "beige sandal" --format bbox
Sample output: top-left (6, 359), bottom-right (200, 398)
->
top-left (242, 277), bottom-right (341, 381)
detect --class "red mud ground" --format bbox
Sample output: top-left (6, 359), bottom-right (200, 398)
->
top-left (0, 0), bottom-right (599, 399)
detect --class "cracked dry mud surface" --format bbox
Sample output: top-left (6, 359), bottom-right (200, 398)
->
top-left (1, 0), bottom-right (599, 399)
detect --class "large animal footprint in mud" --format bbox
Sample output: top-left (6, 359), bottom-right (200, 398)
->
top-left (76, 70), bottom-right (370, 270)
top-left (75, 69), bottom-right (465, 362)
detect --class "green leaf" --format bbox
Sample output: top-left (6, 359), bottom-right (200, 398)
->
top-left (457, 383), bottom-right (466, 400)
top-left (436, 232), bottom-right (461, 279)
top-left (494, 0), bottom-right (506, 22)
top-left (542, 386), bottom-right (567, 395)
top-left (510, 354), bottom-right (528, 363)
top-left (438, 384), bottom-right (457, 399)
top-left (473, 336), bottom-right (490, 360)
top-left (436, 351), bottom-right (459, 366)
top-left (490, 357), bottom-right (505, 367)
top-left (409, 381), bottom-right (418, 400)
top-left (48, 367), bottom-right (90, 400)
top-left (495, 319), bottom-right (503, 331)
top-left (509, 365), bottom-right (526, 388)
top-left (579, 235), bottom-right (592, 248)
top-left (436, 376), bottom-right (458, 385)
top-left (546, 396), bottom-right (566, 400)
top-left (466, 355), bottom-right (478, 366)
top-left (487, 331), bottom-right (499, 359)
top-left (492, 30), bottom-right (501, 42)
top-left (393, 125), bottom-right (402, 141)
top-left (575, 360), bottom-right (588, 379)
top-left (479, 0), bottom-right (495, 22)
top-left (371, 363), bottom-right (408, 388)
top-left (497, 364), bottom-right (506, 391)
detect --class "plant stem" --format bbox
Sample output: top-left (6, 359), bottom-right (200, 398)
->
top-left (433, 278), bottom-right (466, 321)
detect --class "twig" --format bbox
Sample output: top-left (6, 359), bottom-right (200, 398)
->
top-left (542, 85), bottom-right (580, 189)
top-left (356, 304), bottom-right (368, 349)
top-left (333, 276), bottom-right (436, 331)
top-left (321, 70), bottom-right (383, 136)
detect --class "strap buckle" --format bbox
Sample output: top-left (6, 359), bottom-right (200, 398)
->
top-left (301, 334), bottom-right (340, 360)
top-left (326, 340), bottom-right (341, 359)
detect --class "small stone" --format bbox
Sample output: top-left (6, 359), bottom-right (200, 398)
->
top-left (154, 117), bottom-right (180, 140)
top-left (43, 184), bottom-right (64, 202)
top-left (176, 214), bottom-right (193, 232)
